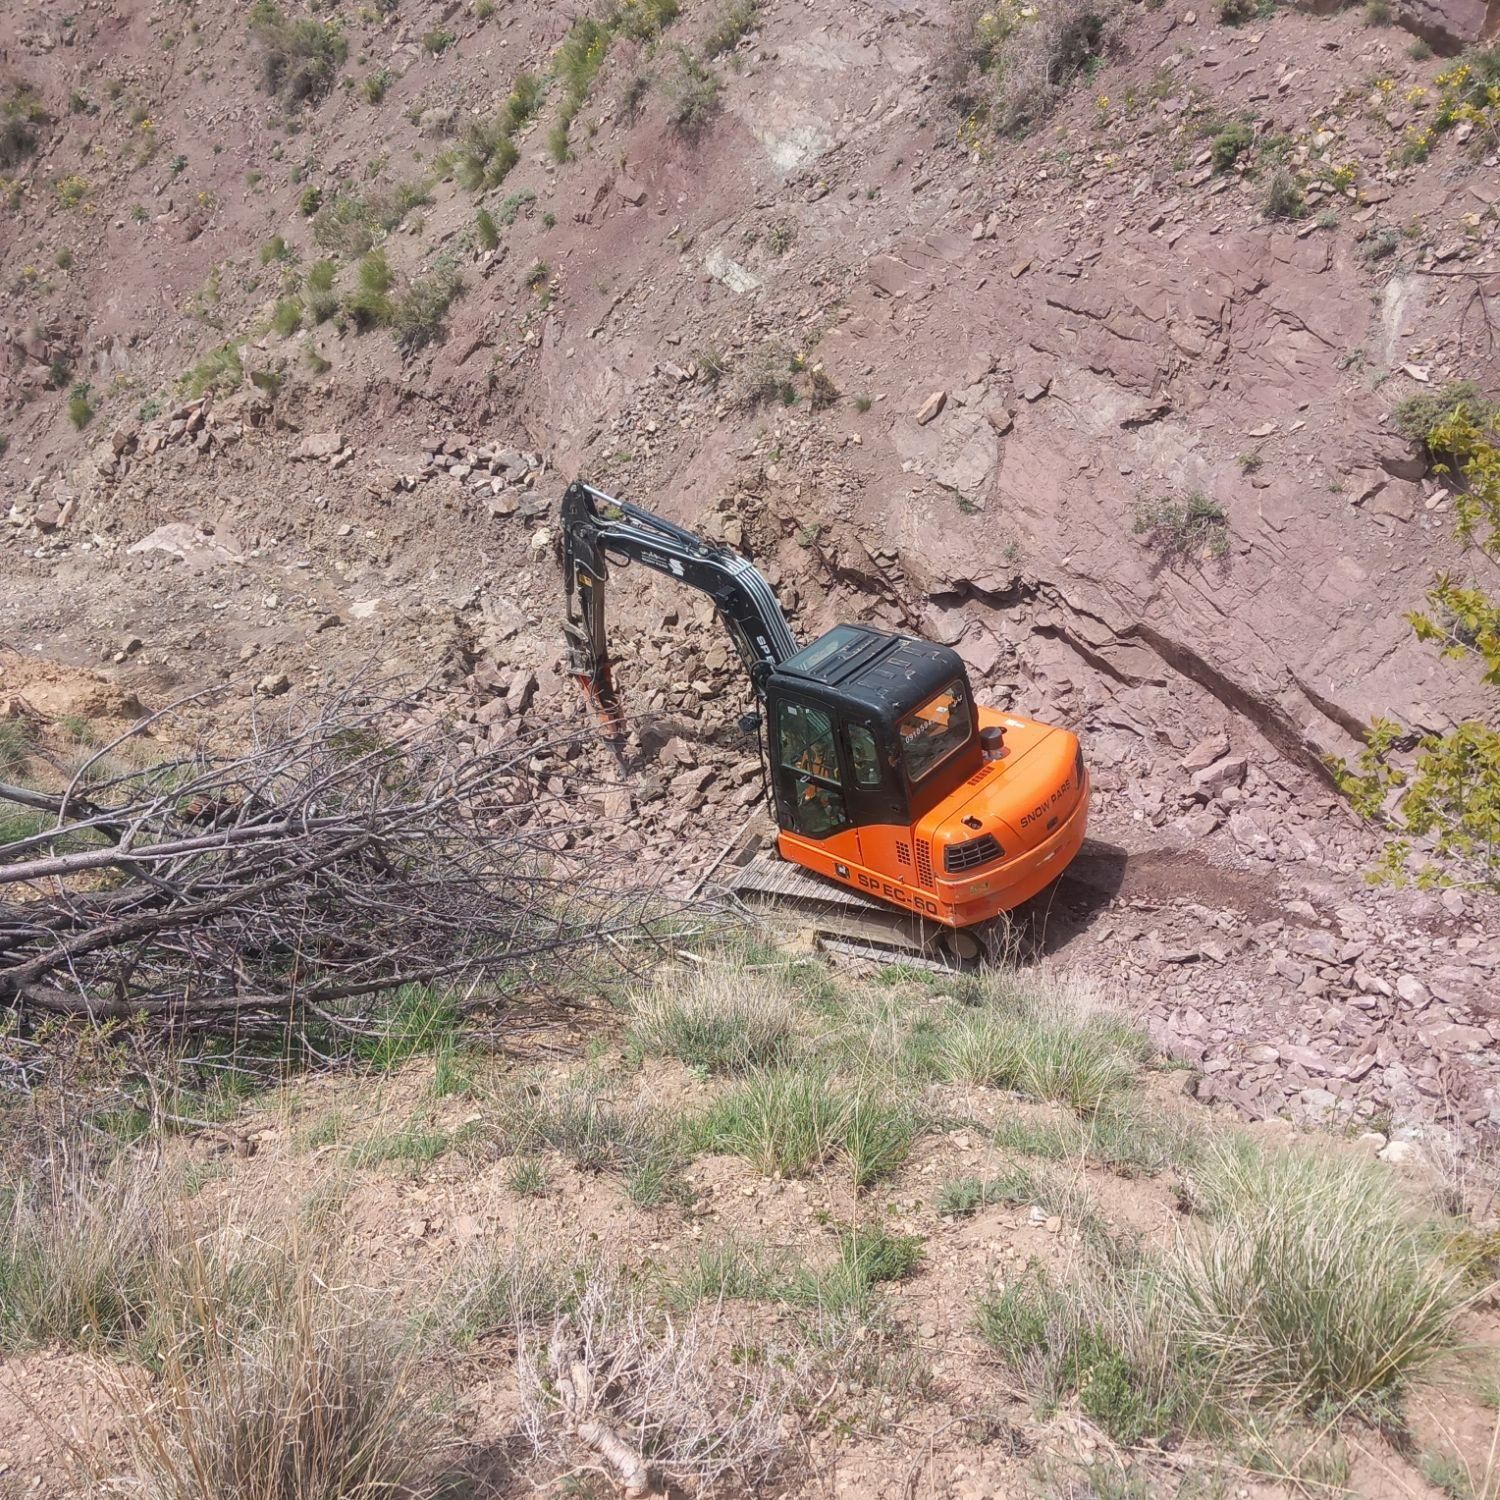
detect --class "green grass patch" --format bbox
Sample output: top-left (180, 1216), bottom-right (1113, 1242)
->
top-left (935, 1002), bottom-right (1144, 1112)
top-left (353, 984), bottom-right (460, 1069)
top-left (783, 1222), bottom-right (924, 1315)
top-left (504, 1156), bottom-right (548, 1197)
top-left (344, 248), bottom-right (395, 330)
top-left (181, 341), bottom-right (245, 398)
top-left (345, 1117), bottom-right (484, 1172)
top-left (659, 1234), bottom-right (784, 1308)
top-left (690, 1067), bottom-right (920, 1188)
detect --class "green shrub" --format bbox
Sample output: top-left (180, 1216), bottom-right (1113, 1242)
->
top-left (1209, 119), bottom-right (1253, 172)
top-left (363, 67), bottom-right (392, 103)
top-left (704, 0), bottom-right (760, 57)
top-left (391, 266), bottom-right (463, 354)
top-left (66, 382), bottom-right (95, 429)
top-left (1132, 491), bottom-right (1229, 561)
top-left (616, 0), bottom-right (679, 40)
top-left (1391, 380), bottom-right (1494, 447)
top-left (500, 71), bottom-right (544, 131)
top-left (344, 249), bottom-right (394, 330)
top-left (492, 1080), bottom-right (688, 1204)
top-left (1262, 165), bottom-right (1305, 220)
top-left (692, 1067), bottom-right (845, 1177)
top-left (312, 193), bottom-right (376, 255)
top-left (943, 0), bottom-right (1108, 138)
top-left (248, 0), bottom-right (348, 106)
top-left (550, 15), bottom-right (613, 160)
top-left (474, 207), bottom-right (498, 250)
top-left (452, 118), bottom-right (518, 192)
top-left (664, 49), bottom-right (721, 136)
top-left (55, 174), bottom-right (89, 208)
top-left (496, 188), bottom-right (535, 225)
top-left (185, 343), bottom-right (249, 402)
top-left (423, 30), bottom-right (455, 55)
top-left (367, 177), bottom-right (431, 230)
top-left (259, 233), bottom-right (292, 264)
top-left (0, 86), bottom-right (47, 168)
top-left (298, 183), bottom-right (322, 215)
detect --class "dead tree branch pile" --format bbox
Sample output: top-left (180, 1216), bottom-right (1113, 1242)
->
top-left (0, 684), bottom-right (676, 1045)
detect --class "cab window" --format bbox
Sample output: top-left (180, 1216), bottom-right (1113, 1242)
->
top-left (847, 724), bottom-right (882, 788)
top-left (773, 700), bottom-right (847, 839)
top-left (899, 682), bottom-right (972, 782)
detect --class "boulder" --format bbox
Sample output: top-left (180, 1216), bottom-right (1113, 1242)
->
top-left (295, 431), bottom-right (345, 461)
top-left (1393, 0), bottom-right (1491, 53)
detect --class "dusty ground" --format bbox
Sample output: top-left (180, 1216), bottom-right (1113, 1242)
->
top-left (1, 958), bottom-right (1496, 1499)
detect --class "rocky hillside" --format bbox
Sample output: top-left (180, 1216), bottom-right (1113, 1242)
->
top-left (2, 0), bottom-right (1500, 1143)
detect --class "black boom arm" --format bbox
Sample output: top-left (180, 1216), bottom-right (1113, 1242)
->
top-left (560, 479), bottom-right (799, 723)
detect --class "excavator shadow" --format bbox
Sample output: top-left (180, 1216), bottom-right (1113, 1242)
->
top-left (996, 837), bottom-right (1129, 963)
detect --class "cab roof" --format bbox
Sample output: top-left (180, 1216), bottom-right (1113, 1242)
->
top-left (769, 625), bottom-right (969, 724)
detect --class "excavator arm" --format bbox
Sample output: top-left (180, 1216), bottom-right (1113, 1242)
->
top-left (560, 480), bottom-right (799, 727)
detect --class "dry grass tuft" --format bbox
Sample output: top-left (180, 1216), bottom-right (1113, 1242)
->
top-left (1161, 1136), bottom-right (1466, 1409)
top-left (628, 956), bottom-right (802, 1074)
top-left (517, 1258), bottom-right (787, 1492)
top-left (99, 1247), bottom-right (453, 1500)
top-left (944, 0), bottom-right (1113, 137)
top-left (0, 1149), bottom-right (282, 1362)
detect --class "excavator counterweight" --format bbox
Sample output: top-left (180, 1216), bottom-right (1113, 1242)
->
top-left (559, 479), bottom-right (1090, 956)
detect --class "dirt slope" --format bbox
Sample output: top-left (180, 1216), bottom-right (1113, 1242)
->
top-left (2, 0), bottom-right (1499, 1143)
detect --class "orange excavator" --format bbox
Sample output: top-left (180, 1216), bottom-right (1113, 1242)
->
top-left (561, 480), bottom-right (1090, 958)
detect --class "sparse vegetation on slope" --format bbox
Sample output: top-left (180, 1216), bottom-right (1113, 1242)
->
top-left (1, 920), bottom-right (1492, 1500)
top-left (944, 0), bottom-right (1113, 137)
top-left (248, 0), bottom-right (347, 107)
top-left (1330, 381), bottom-right (1500, 890)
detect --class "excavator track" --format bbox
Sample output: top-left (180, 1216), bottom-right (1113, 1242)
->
top-left (711, 820), bottom-right (986, 966)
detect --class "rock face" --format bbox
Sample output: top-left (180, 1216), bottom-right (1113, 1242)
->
top-left (1393, 0), bottom-right (1497, 52)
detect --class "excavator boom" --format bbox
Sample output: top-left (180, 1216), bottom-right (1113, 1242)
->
top-left (560, 480), bottom-right (797, 726)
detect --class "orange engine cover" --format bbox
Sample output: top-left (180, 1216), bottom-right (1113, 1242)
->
top-left (777, 708), bottom-right (1089, 929)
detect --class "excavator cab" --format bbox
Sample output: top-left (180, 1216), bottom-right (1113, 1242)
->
top-left (767, 625), bottom-right (969, 840)
top-left (764, 625), bottom-right (1088, 927)
top-left (558, 479), bottom-right (1089, 934)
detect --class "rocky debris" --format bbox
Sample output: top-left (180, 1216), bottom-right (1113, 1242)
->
top-left (294, 430), bottom-right (352, 465)
top-left (401, 436), bottom-right (549, 518)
